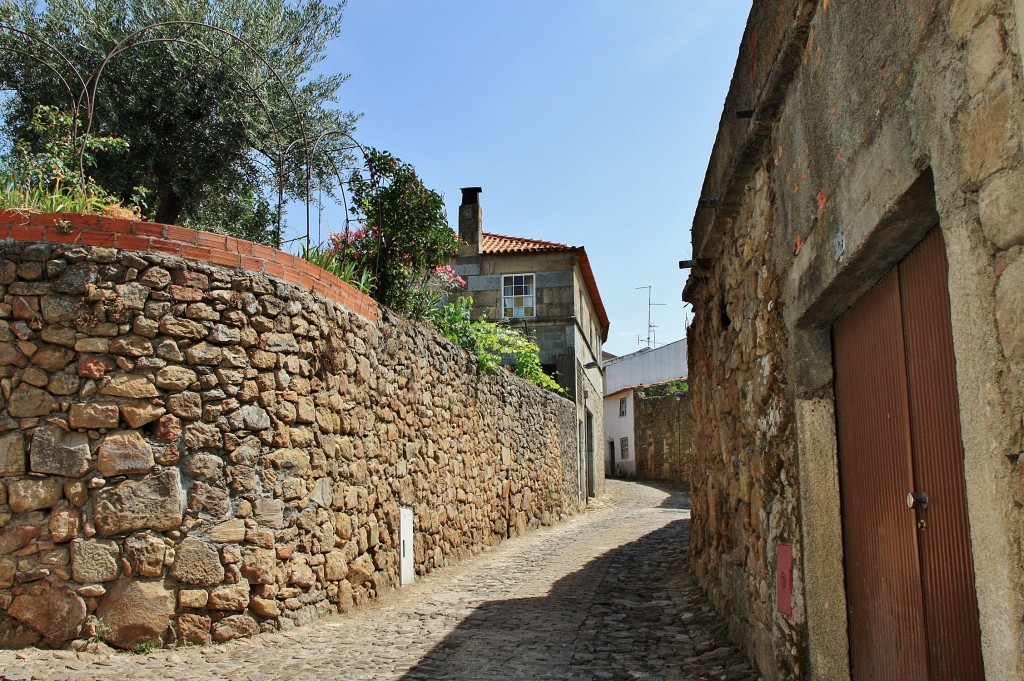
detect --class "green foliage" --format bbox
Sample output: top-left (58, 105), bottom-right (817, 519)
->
top-left (0, 174), bottom-right (106, 215)
top-left (300, 242), bottom-right (373, 293)
top-left (341, 148), bottom-right (458, 316)
top-left (0, 0), bottom-right (356, 238)
top-left (665, 379), bottom-right (689, 393)
top-left (427, 296), bottom-right (479, 354)
top-left (132, 641), bottom-right (158, 655)
top-left (428, 297), bottom-right (564, 394)
top-left (85, 615), bottom-right (111, 644)
top-left (182, 182), bottom-right (279, 247)
top-left (481, 323), bottom-right (563, 393)
top-left (0, 105), bottom-right (139, 215)
top-left (643, 378), bottom-right (689, 397)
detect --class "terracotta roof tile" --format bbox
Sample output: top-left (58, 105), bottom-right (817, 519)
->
top-left (480, 232), bottom-right (574, 254)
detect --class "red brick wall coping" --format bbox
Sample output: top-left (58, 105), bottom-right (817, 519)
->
top-left (0, 209), bottom-right (379, 323)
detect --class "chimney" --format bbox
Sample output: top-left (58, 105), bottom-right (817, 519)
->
top-left (458, 187), bottom-right (482, 256)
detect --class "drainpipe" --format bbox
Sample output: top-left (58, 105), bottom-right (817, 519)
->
top-left (576, 359), bottom-right (585, 508)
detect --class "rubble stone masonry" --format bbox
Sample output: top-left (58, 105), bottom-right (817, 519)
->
top-left (686, 0), bottom-right (1024, 678)
top-left (633, 386), bottom-right (693, 485)
top-left (687, 166), bottom-right (801, 679)
top-left (0, 212), bottom-right (579, 649)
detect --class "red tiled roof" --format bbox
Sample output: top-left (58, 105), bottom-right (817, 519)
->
top-left (479, 232), bottom-right (610, 342)
top-left (480, 232), bottom-right (573, 254)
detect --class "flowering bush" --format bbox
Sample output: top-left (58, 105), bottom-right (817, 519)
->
top-left (433, 264), bottom-right (467, 289)
top-left (300, 243), bottom-right (374, 293)
top-left (338, 148), bottom-right (460, 317)
top-left (430, 264), bottom-right (467, 306)
top-left (327, 224), bottom-right (377, 263)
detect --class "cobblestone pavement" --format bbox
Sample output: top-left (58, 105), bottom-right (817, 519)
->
top-left (0, 479), bottom-right (760, 681)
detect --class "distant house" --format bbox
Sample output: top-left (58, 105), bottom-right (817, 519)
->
top-left (602, 339), bottom-right (688, 478)
top-left (452, 187), bottom-right (609, 501)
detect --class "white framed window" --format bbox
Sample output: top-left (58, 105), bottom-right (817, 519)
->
top-left (620, 437), bottom-right (630, 459)
top-left (502, 274), bottom-right (535, 319)
top-left (619, 396), bottom-right (628, 417)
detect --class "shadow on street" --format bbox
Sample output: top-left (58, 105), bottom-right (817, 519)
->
top-left (398, 481), bottom-right (754, 681)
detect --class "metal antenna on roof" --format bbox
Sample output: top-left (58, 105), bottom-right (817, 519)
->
top-left (635, 286), bottom-right (666, 350)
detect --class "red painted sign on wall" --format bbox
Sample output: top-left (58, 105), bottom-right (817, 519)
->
top-left (777, 543), bottom-right (793, 617)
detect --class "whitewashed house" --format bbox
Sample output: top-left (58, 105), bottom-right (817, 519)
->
top-left (603, 339), bottom-right (687, 477)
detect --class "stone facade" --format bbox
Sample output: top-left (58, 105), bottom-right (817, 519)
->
top-left (632, 385), bottom-right (692, 485)
top-left (0, 215), bottom-right (579, 650)
top-left (687, 165), bottom-right (798, 677)
top-left (684, 1), bottom-right (1024, 679)
top-left (452, 188), bottom-right (607, 501)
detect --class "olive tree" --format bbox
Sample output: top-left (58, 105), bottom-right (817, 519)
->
top-left (0, 0), bottom-right (357, 244)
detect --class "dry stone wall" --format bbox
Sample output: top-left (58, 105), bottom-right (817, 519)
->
top-left (0, 217), bottom-right (579, 650)
top-left (632, 386), bottom-right (692, 485)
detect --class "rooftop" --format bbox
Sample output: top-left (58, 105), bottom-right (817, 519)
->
top-left (480, 232), bottom-right (574, 255)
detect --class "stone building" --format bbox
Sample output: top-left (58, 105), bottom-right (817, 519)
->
top-left (683, 1), bottom-right (1024, 679)
top-left (603, 339), bottom-right (688, 478)
top-left (452, 188), bottom-right (608, 500)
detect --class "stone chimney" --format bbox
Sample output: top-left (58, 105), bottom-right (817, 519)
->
top-left (458, 187), bottom-right (482, 257)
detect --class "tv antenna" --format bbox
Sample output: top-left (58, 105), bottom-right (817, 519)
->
top-left (635, 286), bottom-right (666, 349)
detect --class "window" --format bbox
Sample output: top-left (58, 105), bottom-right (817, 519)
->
top-left (620, 437), bottom-right (630, 459)
top-left (619, 396), bottom-right (628, 417)
top-left (502, 274), bottom-right (535, 319)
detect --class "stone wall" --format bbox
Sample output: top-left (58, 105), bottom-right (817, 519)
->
top-left (686, 165), bottom-right (801, 679)
top-left (633, 385), bottom-right (693, 485)
top-left (0, 212), bottom-right (579, 650)
top-left (685, 1), bottom-right (1024, 678)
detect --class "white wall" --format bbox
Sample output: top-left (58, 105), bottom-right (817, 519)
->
top-left (603, 390), bottom-right (635, 476)
top-left (603, 339), bottom-right (687, 395)
top-left (601, 338), bottom-right (687, 478)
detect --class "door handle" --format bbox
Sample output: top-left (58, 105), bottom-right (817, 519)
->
top-left (906, 491), bottom-right (929, 510)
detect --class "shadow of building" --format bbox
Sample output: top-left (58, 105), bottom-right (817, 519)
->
top-left (399, 482), bottom-right (755, 681)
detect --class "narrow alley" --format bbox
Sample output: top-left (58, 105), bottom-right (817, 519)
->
top-left (0, 480), bottom-right (758, 681)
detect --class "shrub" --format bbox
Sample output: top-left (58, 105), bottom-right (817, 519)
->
top-left (428, 297), bottom-right (564, 394)
top-left (132, 641), bottom-right (158, 655)
top-left (340, 148), bottom-right (459, 317)
top-left (0, 105), bottom-right (145, 217)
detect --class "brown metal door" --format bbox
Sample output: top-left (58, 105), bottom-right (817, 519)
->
top-left (833, 228), bottom-right (984, 680)
top-left (834, 269), bottom-right (928, 681)
top-left (898, 229), bottom-right (984, 680)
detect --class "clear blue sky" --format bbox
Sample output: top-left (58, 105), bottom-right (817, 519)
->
top-left (311, 1), bottom-right (751, 357)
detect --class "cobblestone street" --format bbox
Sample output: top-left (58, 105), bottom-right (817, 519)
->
top-left (0, 479), bottom-right (759, 681)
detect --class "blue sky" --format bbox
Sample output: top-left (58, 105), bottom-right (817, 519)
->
top-left (312, 1), bottom-right (751, 357)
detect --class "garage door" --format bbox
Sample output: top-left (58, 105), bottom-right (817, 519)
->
top-left (833, 228), bottom-right (984, 680)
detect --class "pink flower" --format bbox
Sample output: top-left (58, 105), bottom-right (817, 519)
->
top-left (433, 265), bottom-right (466, 289)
